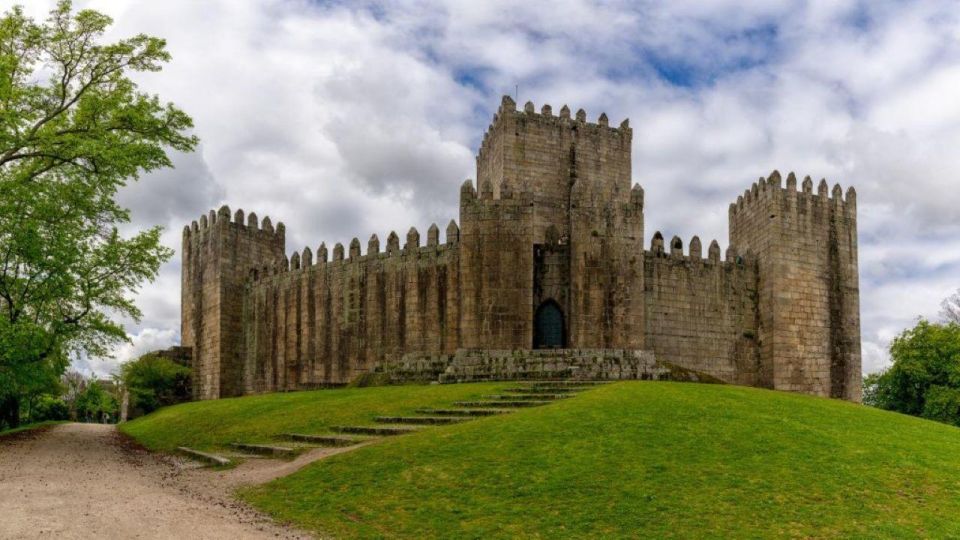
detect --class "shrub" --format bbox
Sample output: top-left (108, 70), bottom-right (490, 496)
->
top-left (922, 385), bottom-right (960, 427)
top-left (32, 395), bottom-right (69, 422)
top-left (121, 354), bottom-right (191, 417)
top-left (868, 319), bottom-right (960, 425)
top-left (75, 381), bottom-right (119, 423)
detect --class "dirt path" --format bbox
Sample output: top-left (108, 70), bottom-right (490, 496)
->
top-left (0, 423), bottom-right (315, 539)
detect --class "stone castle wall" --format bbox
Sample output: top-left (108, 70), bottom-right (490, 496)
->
top-left (642, 237), bottom-right (760, 386)
top-left (238, 224), bottom-right (461, 390)
top-left (181, 96), bottom-right (862, 401)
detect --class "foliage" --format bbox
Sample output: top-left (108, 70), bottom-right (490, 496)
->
top-left (943, 289), bottom-right (960, 324)
top-left (920, 385), bottom-right (960, 427)
top-left (868, 319), bottom-right (960, 423)
top-left (120, 354), bottom-right (190, 417)
top-left (0, 1), bottom-right (196, 426)
top-left (231, 382), bottom-right (960, 539)
top-left (861, 371), bottom-right (881, 407)
top-left (60, 370), bottom-right (85, 418)
top-left (74, 379), bottom-right (117, 422)
top-left (31, 394), bottom-right (69, 421)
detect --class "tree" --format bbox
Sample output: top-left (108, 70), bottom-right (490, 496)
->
top-left (120, 353), bottom-right (190, 417)
top-left (32, 393), bottom-right (69, 422)
top-left (942, 289), bottom-right (960, 324)
top-left (60, 369), bottom-right (85, 419)
top-left (0, 2), bottom-right (196, 427)
top-left (74, 379), bottom-right (117, 423)
top-left (867, 319), bottom-right (960, 424)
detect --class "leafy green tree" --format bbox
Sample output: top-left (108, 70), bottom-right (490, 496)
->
top-left (74, 379), bottom-right (118, 423)
top-left (868, 319), bottom-right (960, 424)
top-left (121, 354), bottom-right (190, 417)
top-left (920, 385), bottom-right (960, 427)
top-left (32, 394), bottom-right (69, 421)
top-left (0, 2), bottom-right (196, 427)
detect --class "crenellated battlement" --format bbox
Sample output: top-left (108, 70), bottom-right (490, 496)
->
top-left (646, 231), bottom-right (746, 267)
top-left (459, 177), bottom-right (536, 206)
top-left (728, 170), bottom-right (856, 222)
top-left (183, 205), bottom-right (286, 245)
top-left (247, 220), bottom-right (462, 283)
top-left (476, 95), bottom-right (631, 163)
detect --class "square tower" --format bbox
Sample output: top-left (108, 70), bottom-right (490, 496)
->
top-left (181, 206), bottom-right (285, 399)
top-left (729, 172), bottom-right (861, 401)
top-left (463, 96), bottom-right (645, 350)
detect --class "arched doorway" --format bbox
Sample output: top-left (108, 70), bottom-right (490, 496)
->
top-left (534, 300), bottom-right (565, 349)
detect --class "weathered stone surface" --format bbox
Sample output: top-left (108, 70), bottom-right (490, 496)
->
top-left (729, 171), bottom-right (861, 401)
top-left (181, 98), bottom-right (861, 402)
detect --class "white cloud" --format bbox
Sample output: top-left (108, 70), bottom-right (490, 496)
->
top-left (73, 327), bottom-right (178, 378)
top-left (4, 0), bottom-right (959, 376)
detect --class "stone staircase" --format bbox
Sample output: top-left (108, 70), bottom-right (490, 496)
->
top-left (184, 381), bottom-right (608, 466)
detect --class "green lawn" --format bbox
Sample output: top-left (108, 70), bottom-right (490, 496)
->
top-left (226, 382), bottom-right (960, 539)
top-left (0, 420), bottom-right (66, 439)
top-left (122, 382), bottom-right (960, 538)
top-left (120, 382), bottom-right (510, 452)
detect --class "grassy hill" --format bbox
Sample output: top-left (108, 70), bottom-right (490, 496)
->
top-left (120, 382), bottom-right (511, 452)
top-left (125, 382), bottom-right (960, 538)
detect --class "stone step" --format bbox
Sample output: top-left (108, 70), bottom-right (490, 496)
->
top-left (375, 416), bottom-right (470, 425)
top-left (503, 387), bottom-right (584, 393)
top-left (416, 408), bottom-right (512, 416)
top-left (177, 446), bottom-right (231, 467)
top-left (280, 433), bottom-right (369, 447)
top-left (454, 400), bottom-right (552, 408)
top-left (333, 425), bottom-right (420, 436)
top-left (482, 393), bottom-right (573, 401)
top-left (229, 443), bottom-right (296, 457)
top-left (524, 380), bottom-right (610, 386)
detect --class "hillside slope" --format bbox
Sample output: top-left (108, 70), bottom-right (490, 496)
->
top-left (120, 382), bottom-right (509, 452)
top-left (231, 382), bottom-right (960, 539)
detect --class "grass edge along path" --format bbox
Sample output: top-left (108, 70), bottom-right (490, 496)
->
top-left (0, 420), bottom-right (67, 440)
top-left (239, 381), bottom-right (960, 539)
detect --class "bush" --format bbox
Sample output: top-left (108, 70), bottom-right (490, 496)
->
top-left (922, 385), bottom-right (960, 426)
top-left (75, 382), bottom-right (119, 423)
top-left (32, 395), bottom-right (69, 422)
top-left (121, 354), bottom-right (190, 417)
top-left (868, 319), bottom-right (960, 425)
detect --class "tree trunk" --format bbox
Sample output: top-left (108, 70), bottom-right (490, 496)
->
top-left (1, 395), bottom-right (20, 429)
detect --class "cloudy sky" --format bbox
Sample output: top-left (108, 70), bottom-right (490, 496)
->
top-left (7, 0), bottom-right (960, 377)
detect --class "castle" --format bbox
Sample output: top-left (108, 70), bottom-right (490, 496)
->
top-left (181, 96), bottom-right (862, 402)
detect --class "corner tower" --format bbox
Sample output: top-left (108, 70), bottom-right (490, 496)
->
top-left (181, 206), bottom-right (285, 399)
top-left (729, 172), bottom-right (861, 401)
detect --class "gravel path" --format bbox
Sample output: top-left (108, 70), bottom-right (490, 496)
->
top-left (0, 423), bottom-right (312, 539)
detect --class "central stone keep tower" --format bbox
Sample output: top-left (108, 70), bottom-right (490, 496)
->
top-left (459, 96), bottom-right (645, 350)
